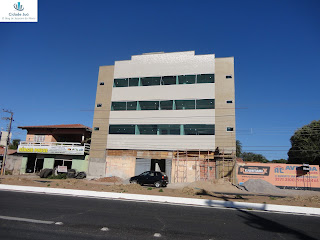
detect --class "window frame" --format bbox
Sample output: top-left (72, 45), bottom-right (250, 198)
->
top-left (196, 74), bottom-right (215, 84)
top-left (114, 78), bottom-right (129, 87)
top-left (226, 127), bottom-right (234, 132)
top-left (34, 135), bottom-right (45, 142)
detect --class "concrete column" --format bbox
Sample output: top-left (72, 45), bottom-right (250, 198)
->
top-left (89, 65), bottom-right (114, 177)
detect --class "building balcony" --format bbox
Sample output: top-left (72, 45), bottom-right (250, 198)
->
top-left (17, 142), bottom-right (90, 155)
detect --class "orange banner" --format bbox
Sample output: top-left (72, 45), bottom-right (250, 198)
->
top-left (237, 163), bottom-right (320, 190)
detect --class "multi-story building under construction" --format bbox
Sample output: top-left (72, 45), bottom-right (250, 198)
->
top-left (89, 51), bottom-right (236, 183)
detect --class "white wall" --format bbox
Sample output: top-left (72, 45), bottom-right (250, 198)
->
top-left (111, 83), bottom-right (215, 102)
top-left (107, 135), bottom-right (215, 151)
top-left (107, 51), bottom-right (216, 151)
top-left (114, 51), bottom-right (215, 78)
top-left (109, 109), bottom-right (215, 125)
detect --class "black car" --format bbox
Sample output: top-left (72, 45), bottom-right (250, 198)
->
top-left (130, 171), bottom-right (168, 188)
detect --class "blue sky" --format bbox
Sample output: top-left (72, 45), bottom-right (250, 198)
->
top-left (0, 0), bottom-right (319, 160)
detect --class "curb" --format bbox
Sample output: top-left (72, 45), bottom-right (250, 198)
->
top-left (0, 184), bottom-right (319, 216)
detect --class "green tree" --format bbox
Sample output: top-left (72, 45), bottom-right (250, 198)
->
top-left (9, 139), bottom-right (20, 150)
top-left (241, 152), bottom-right (268, 163)
top-left (288, 120), bottom-right (320, 165)
top-left (271, 159), bottom-right (288, 163)
top-left (236, 140), bottom-right (242, 157)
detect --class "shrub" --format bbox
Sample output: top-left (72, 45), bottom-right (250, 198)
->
top-left (48, 173), bottom-right (67, 179)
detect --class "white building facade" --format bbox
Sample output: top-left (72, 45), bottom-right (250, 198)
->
top-left (89, 51), bottom-right (236, 181)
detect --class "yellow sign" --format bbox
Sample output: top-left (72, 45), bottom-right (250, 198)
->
top-left (18, 147), bottom-right (48, 153)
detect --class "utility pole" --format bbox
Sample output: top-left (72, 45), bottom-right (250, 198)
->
top-left (1, 110), bottom-right (14, 175)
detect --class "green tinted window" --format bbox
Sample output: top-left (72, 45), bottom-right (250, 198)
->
top-left (140, 101), bottom-right (159, 110)
top-left (158, 125), bottom-right (180, 135)
top-left (160, 100), bottom-right (174, 110)
top-left (129, 78), bottom-right (139, 86)
top-left (197, 74), bottom-right (214, 83)
top-left (178, 75), bottom-right (196, 84)
top-left (127, 101), bottom-right (137, 110)
top-left (111, 102), bottom-right (126, 111)
top-left (196, 99), bottom-right (215, 109)
top-left (114, 78), bottom-right (128, 87)
top-left (161, 76), bottom-right (176, 85)
top-left (175, 100), bottom-right (195, 110)
top-left (138, 125), bottom-right (158, 135)
top-left (109, 125), bottom-right (135, 134)
top-left (141, 77), bottom-right (161, 86)
top-left (184, 124), bottom-right (215, 135)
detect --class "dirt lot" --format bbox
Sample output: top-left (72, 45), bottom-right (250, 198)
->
top-left (1, 175), bottom-right (320, 208)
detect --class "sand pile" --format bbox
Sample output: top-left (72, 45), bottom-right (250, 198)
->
top-left (242, 179), bottom-right (284, 195)
top-left (187, 179), bottom-right (243, 193)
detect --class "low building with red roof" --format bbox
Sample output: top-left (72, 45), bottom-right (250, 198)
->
top-left (16, 124), bottom-right (91, 174)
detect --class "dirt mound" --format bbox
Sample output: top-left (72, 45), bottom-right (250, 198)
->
top-left (187, 180), bottom-right (242, 193)
top-left (107, 183), bottom-right (145, 192)
top-left (94, 176), bottom-right (123, 183)
top-left (242, 179), bottom-right (284, 195)
top-left (181, 187), bottom-right (197, 195)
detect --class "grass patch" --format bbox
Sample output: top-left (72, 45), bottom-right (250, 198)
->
top-left (159, 189), bottom-right (163, 192)
top-left (147, 187), bottom-right (153, 190)
top-left (56, 183), bottom-right (59, 186)
top-left (48, 173), bottom-right (67, 179)
top-left (235, 195), bottom-right (244, 199)
top-left (196, 189), bottom-right (210, 196)
top-left (269, 197), bottom-right (277, 200)
top-left (47, 184), bottom-right (50, 187)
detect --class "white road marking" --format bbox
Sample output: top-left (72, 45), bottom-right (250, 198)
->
top-left (101, 227), bottom-right (109, 231)
top-left (0, 215), bottom-right (61, 225)
top-left (154, 233), bottom-right (161, 237)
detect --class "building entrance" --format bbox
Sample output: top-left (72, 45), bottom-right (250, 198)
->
top-left (151, 159), bottom-right (166, 172)
top-left (26, 154), bottom-right (37, 173)
top-left (34, 158), bottom-right (44, 173)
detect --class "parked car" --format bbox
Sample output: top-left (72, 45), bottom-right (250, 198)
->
top-left (130, 171), bottom-right (168, 188)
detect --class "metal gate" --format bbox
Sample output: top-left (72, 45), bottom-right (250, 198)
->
top-left (135, 158), bottom-right (151, 176)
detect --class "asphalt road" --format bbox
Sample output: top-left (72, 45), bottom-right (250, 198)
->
top-left (0, 190), bottom-right (319, 240)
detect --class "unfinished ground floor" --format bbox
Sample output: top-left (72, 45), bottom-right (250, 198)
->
top-left (20, 154), bottom-right (89, 174)
top-left (104, 150), bottom-right (237, 183)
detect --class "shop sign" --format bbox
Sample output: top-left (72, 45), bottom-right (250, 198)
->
top-left (57, 166), bottom-right (68, 172)
top-left (237, 163), bottom-right (320, 189)
top-left (18, 145), bottom-right (85, 155)
top-left (238, 166), bottom-right (270, 176)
